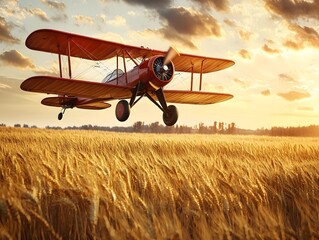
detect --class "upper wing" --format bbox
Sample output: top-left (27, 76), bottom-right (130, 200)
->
top-left (21, 76), bottom-right (132, 99)
top-left (26, 29), bottom-right (234, 73)
top-left (154, 90), bottom-right (233, 104)
top-left (26, 29), bottom-right (163, 61)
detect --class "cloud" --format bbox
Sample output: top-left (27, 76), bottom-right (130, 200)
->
top-left (143, 7), bottom-right (222, 49)
top-left (277, 90), bottom-right (311, 101)
top-left (297, 107), bottom-right (314, 111)
top-left (98, 15), bottom-right (126, 26)
top-left (283, 23), bottom-right (319, 50)
top-left (40, 0), bottom-right (67, 22)
top-left (262, 43), bottom-right (280, 54)
top-left (224, 18), bottom-right (236, 28)
top-left (119, 0), bottom-right (172, 9)
top-left (0, 17), bottom-right (20, 44)
top-left (147, 7), bottom-right (222, 48)
top-left (190, 0), bottom-right (230, 12)
top-left (143, 28), bottom-right (197, 49)
top-left (51, 13), bottom-right (68, 22)
top-left (158, 7), bottom-right (221, 37)
top-left (261, 89), bottom-right (271, 96)
top-left (0, 83), bottom-right (11, 89)
top-left (40, 0), bottom-right (66, 11)
top-left (0, 50), bottom-right (35, 69)
top-left (238, 49), bottom-right (251, 59)
top-left (128, 11), bottom-right (136, 16)
top-left (73, 15), bottom-right (94, 26)
top-left (233, 78), bottom-right (249, 88)
top-left (265, 0), bottom-right (319, 21)
top-left (278, 73), bottom-right (296, 83)
top-left (28, 8), bottom-right (49, 22)
top-left (238, 29), bottom-right (252, 41)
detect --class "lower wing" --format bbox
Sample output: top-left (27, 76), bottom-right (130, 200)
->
top-left (154, 90), bottom-right (233, 104)
top-left (21, 76), bottom-right (132, 99)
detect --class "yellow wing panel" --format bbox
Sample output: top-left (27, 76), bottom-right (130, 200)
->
top-left (21, 76), bottom-right (132, 99)
top-left (158, 90), bottom-right (233, 104)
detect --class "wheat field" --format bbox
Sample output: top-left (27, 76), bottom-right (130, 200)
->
top-left (0, 127), bottom-right (318, 239)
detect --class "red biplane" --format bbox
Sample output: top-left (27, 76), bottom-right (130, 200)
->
top-left (21, 29), bottom-right (235, 126)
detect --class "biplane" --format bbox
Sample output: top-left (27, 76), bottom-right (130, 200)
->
top-left (21, 29), bottom-right (235, 126)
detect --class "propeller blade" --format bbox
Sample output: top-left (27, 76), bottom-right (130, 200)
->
top-left (163, 46), bottom-right (180, 66)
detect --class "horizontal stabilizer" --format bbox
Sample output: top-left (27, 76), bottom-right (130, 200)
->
top-left (41, 97), bottom-right (111, 110)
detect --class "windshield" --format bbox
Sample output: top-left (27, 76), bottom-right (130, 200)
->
top-left (102, 69), bottom-right (124, 83)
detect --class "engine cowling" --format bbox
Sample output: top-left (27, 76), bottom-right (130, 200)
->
top-left (139, 56), bottom-right (175, 90)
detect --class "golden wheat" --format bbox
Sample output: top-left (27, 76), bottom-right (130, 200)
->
top-left (0, 127), bottom-right (318, 239)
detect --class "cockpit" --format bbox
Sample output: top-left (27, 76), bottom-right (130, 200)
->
top-left (102, 69), bottom-right (124, 83)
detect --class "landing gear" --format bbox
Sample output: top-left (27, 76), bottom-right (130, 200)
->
top-left (58, 108), bottom-right (66, 120)
top-left (145, 88), bottom-right (179, 126)
top-left (115, 83), bottom-right (178, 126)
top-left (116, 100), bottom-right (130, 122)
top-left (163, 105), bottom-right (178, 126)
top-left (115, 83), bottom-right (144, 122)
top-left (58, 112), bottom-right (63, 120)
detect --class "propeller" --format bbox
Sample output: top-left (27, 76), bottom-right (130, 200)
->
top-left (163, 46), bottom-right (180, 66)
top-left (152, 46), bottom-right (180, 82)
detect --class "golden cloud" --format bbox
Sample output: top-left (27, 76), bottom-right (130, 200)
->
top-left (0, 50), bottom-right (35, 69)
top-left (277, 90), bottom-right (311, 101)
top-left (262, 44), bottom-right (280, 54)
top-left (261, 89), bottom-right (271, 96)
top-left (238, 49), bottom-right (251, 59)
top-left (0, 17), bottom-right (20, 44)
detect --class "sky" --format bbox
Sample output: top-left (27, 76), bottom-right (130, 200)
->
top-left (0, 0), bottom-right (319, 129)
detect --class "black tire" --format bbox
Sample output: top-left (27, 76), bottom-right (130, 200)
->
top-left (116, 100), bottom-right (130, 122)
top-left (58, 112), bottom-right (63, 120)
top-left (163, 105), bottom-right (178, 126)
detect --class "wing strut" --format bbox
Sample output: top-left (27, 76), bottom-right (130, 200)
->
top-left (67, 38), bottom-right (72, 79)
top-left (58, 53), bottom-right (62, 77)
top-left (124, 50), bottom-right (139, 66)
top-left (190, 64), bottom-right (194, 91)
top-left (199, 59), bottom-right (205, 91)
top-left (122, 50), bottom-right (128, 84)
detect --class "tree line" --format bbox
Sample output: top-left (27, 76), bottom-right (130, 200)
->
top-left (3, 122), bottom-right (319, 137)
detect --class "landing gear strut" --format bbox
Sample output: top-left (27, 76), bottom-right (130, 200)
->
top-left (115, 82), bottom-right (144, 122)
top-left (146, 88), bottom-right (178, 126)
top-left (114, 83), bottom-right (178, 126)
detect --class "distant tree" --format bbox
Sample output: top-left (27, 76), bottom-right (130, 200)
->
top-left (149, 122), bottom-right (160, 133)
top-left (23, 124), bottom-right (29, 128)
top-left (218, 122), bottom-right (224, 133)
top-left (133, 121), bottom-right (143, 132)
top-left (0, 123), bottom-right (6, 127)
top-left (14, 124), bottom-right (21, 128)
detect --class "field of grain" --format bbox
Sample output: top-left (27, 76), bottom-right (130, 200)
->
top-left (0, 127), bottom-right (318, 239)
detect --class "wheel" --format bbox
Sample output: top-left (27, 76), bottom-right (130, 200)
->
top-left (58, 112), bottom-right (63, 120)
top-left (163, 105), bottom-right (178, 126)
top-left (116, 100), bottom-right (130, 122)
